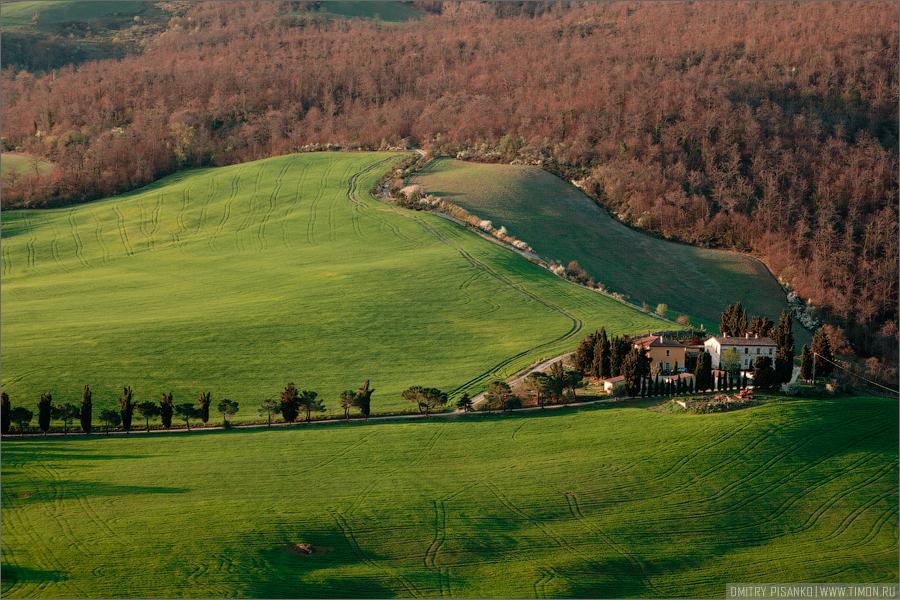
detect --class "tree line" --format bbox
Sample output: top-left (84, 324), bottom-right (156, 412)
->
top-left (0, 380), bottom-right (371, 436)
top-left (1, 2), bottom-right (895, 379)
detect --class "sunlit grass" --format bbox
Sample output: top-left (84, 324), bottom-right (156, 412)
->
top-left (1, 396), bottom-right (896, 598)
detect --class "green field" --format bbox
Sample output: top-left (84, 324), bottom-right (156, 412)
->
top-left (1, 154), bottom-right (53, 176)
top-left (2, 396), bottom-right (896, 598)
top-left (311, 1), bottom-right (425, 21)
top-left (1, 152), bottom-right (662, 418)
top-left (412, 159), bottom-right (794, 335)
top-left (0, 1), bottom-right (143, 29)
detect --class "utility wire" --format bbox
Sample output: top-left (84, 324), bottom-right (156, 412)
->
top-left (814, 352), bottom-right (899, 395)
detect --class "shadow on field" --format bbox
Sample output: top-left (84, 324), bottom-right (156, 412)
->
top-left (0, 563), bottom-right (69, 586)
top-left (241, 523), bottom-right (400, 599)
top-left (48, 480), bottom-right (190, 498)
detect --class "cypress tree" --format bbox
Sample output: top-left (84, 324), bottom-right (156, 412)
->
top-left (38, 391), bottom-right (53, 434)
top-left (573, 331), bottom-right (598, 373)
top-left (774, 309), bottom-right (795, 384)
top-left (198, 391), bottom-right (212, 424)
top-left (80, 385), bottom-right (92, 434)
top-left (1, 392), bottom-right (10, 435)
top-left (160, 392), bottom-right (174, 429)
top-left (599, 328), bottom-right (611, 379)
top-left (811, 331), bottom-right (834, 378)
top-left (354, 380), bottom-right (374, 420)
top-left (280, 382), bottom-right (300, 423)
top-left (118, 386), bottom-right (134, 433)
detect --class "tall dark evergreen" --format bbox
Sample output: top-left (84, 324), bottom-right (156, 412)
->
top-left (694, 351), bottom-right (712, 391)
top-left (572, 331), bottom-right (599, 374)
top-left (754, 356), bottom-right (777, 389)
top-left (748, 315), bottom-right (776, 337)
top-left (622, 347), bottom-right (651, 397)
top-left (280, 383), bottom-right (300, 423)
top-left (598, 328), bottom-right (611, 379)
top-left (198, 391), bottom-right (212, 424)
top-left (353, 380), bottom-right (374, 420)
top-left (774, 309), bottom-right (795, 384)
top-left (610, 336), bottom-right (630, 377)
top-left (1, 392), bottom-right (10, 435)
top-left (118, 386), bottom-right (134, 433)
top-left (811, 330), bottom-right (835, 378)
top-left (590, 328), bottom-right (610, 379)
top-left (799, 345), bottom-right (813, 382)
top-left (80, 385), bottom-right (92, 434)
top-left (160, 392), bottom-right (174, 429)
top-left (37, 392), bottom-right (53, 434)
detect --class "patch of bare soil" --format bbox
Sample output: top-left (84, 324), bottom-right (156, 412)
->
top-left (280, 543), bottom-right (333, 556)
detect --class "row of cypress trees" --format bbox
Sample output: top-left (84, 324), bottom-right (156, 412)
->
top-left (1, 380), bottom-right (378, 435)
top-left (0, 386), bottom-right (222, 435)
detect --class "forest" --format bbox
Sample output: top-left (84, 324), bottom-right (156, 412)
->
top-left (1, 1), bottom-right (897, 384)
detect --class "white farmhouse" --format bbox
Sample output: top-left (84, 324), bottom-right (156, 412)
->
top-left (704, 334), bottom-right (777, 371)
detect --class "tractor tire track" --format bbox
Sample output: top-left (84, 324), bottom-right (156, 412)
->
top-left (112, 204), bottom-right (134, 256)
top-left (331, 511), bottom-right (424, 599)
top-left (68, 209), bottom-right (90, 268)
top-left (256, 160), bottom-right (296, 252)
top-left (23, 214), bottom-right (41, 272)
top-left (401, 214), bottom-right (584, 394)
top-left (306, 161), bottom-right (338, 247)
top-left (47, 215), bottom-right (71, 273)
top-left (423, 500), bottom-right (451, 599)
top-left (564, 492), bottom-right (662, 597)
top-left (208, 166), bottom-right (246, 253)
top-left (347, 426), bottom-right (447, 515)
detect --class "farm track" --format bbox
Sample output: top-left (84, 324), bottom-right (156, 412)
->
top-left (398, 212), bottom-right (584, 394)
top-left (66, 209), bottom-right (90, 268)
top-left (331, 510), bottom-right (424, 599)
top-left (563, 492), bottom-right (662, 597)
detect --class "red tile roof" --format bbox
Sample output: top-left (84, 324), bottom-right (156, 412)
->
top-left (633, 335), bottom-right (686, 349)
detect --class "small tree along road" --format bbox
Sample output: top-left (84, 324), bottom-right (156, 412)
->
top-left (217, 399), bottom-right (239, 427)
top-left (135, 401), bottom-right (160, 432)
top-left (99, 409), bottom-right (121, 435)
top-left (10, 407), bottom-right (33, 435)
top-left (175, 403), bottom-right (202, 431)
top-left (52, 403), bottom-right (80, 435)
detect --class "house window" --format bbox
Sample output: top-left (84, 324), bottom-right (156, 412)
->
top-left (757, 348), bottom-right (760, 354)
top-left (666, 349), bottom-right (670, 357)
top-left (666, 362), bottom-right (670, 371)
top-left (745, 348), bottom-right (749, 354)
top-left (769, 348), bottom-right (773, 354)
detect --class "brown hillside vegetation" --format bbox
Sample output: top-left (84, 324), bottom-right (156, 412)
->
top-left (1, 1), bottom-right (896, 376)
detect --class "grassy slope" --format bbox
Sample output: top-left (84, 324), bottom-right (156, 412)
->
top-left (0, 2), bottom-right (143, 28)
top-left (315, 1), bottom-right (424, 21)
top-left (1, 397), bottom-right (896, 598)
top-left (412, 158), bottom-right (796, 336)
top-left (0, 152), bottom-right (662, 418)
top-left (0, 154), bottom-right (53, 176)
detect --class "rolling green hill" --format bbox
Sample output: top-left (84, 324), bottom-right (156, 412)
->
top-left (1, 152), bottom-right (662, 419)
top-left (412, 159), bottom-right (797, 337)
top-left (1, 397), bottom-right (896, 598)
top-left (310, 2), bottom-right (425, 21)
top-left (0, 1), bottom-right (143, 29)
top-left (1, 154), bottom-right (53, 176)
